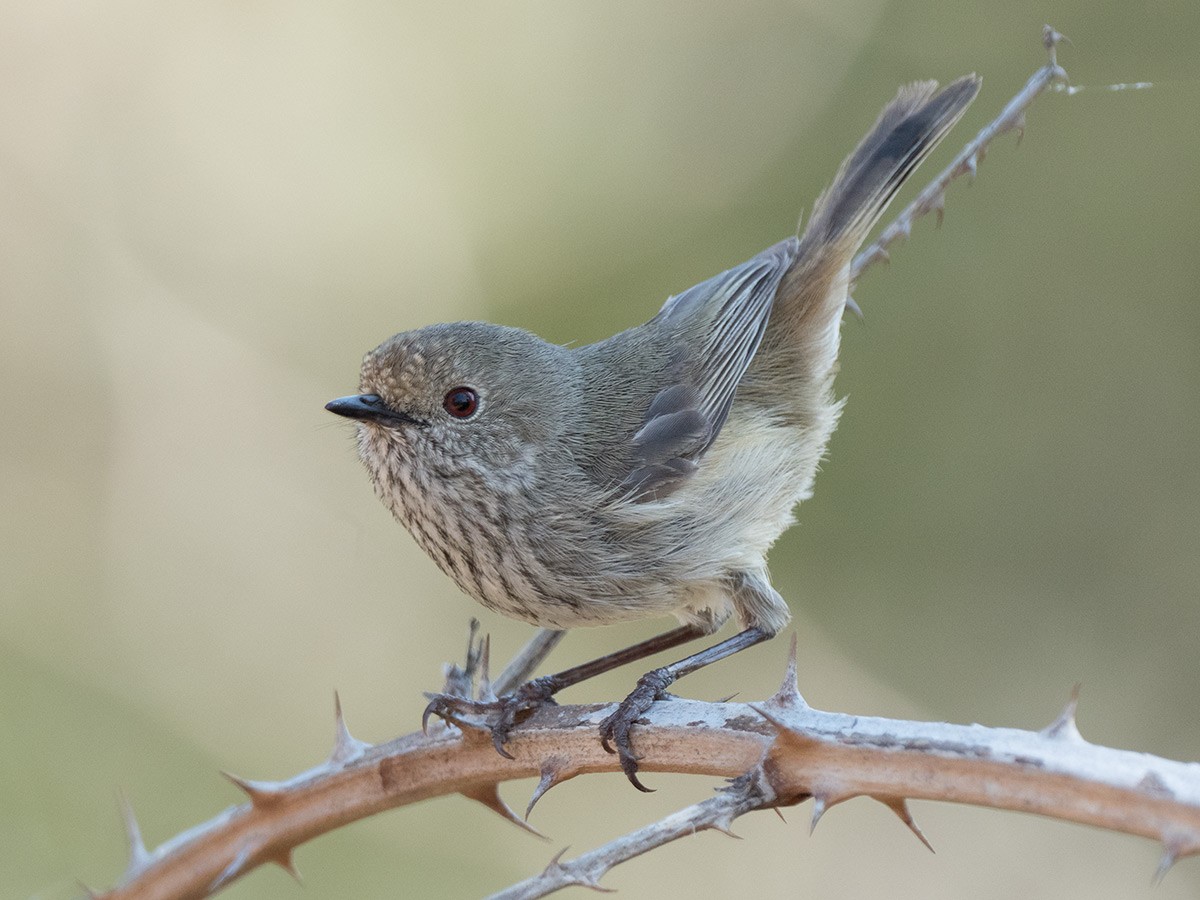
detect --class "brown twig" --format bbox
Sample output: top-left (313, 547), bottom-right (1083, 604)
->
top-left (95, 698), bottom-right (773, 899)
top-left (97, 638), bottom-right (1200, 899)
top-left (487, 643), bottom-right (1200, 898)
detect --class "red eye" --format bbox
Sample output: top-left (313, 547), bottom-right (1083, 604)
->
top-left (443, 387), bottom-right (479, 419)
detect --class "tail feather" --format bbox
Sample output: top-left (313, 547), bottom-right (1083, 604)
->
top-left (801, 75), bottom-right (980, 254)
top-left (747, 74), bottom-right (980, 428)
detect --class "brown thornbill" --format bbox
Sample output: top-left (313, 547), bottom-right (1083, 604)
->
top-left (327, 76), bottom-right (980, 789)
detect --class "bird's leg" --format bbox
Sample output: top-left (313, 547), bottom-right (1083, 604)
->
top-left (598, 626), bottom-right (774, 791)
top-left (423, 624), bottom-right (708, 757)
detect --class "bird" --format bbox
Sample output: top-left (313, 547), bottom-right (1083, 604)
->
top-left (327, 75), bottom-right (980, 789)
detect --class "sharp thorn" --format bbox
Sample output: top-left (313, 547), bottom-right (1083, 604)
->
top-left (844, 295), bottom-right (864, 320)
top-left (772, 806), bottom-right (788, 824)
top-left (267, 848), bottom-right (301, 882)
top-left (118, 792), bottom-right (151, 878)
top-left (542, 850), bottom-right (616, 893)
top-left (809, 795), bottom-right (827, 834)
top-left (1154, 847), bottom-right (1178, 885)
top-left (462, 783), bottom-right (547, 839)
top-left (221, 771), bottom-right (286, 808)
top-left (932, 193), bottom-right (946, 228)
top-left (709, 817), bottom-right (742, 839)
top-left (876, 796), bottom-right (935, 853)
top-left (1153, 832), bottom-right (1200, 884)
top-left (526, 756), bottom-right (572, 820)
top-left (766, 633), bottom-right (807, 708)
top-left (1040, 684), bottom-right (1084, 742)
top-left (807, 790), bottom-right (857, 834)
top-left (573, 874), bottom-right (617, 894)
top-left (579, 880), bottom-right (617, 894)
top-left (329, 692), bottom-right (371, 765)
top-left (964, 153), bottom-right (978, 181)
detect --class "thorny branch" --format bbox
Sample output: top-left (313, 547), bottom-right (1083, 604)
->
top-left (487, 768), bottom-right (779, 900)
top-left (848, 25), bottom-right (1069, 289)
top-left (491, 641), bottom-right (1200, 900)
top-left (98, 632), bottom-right (1200, 900)
top-left (88, 27), bottom-right (1192, 900)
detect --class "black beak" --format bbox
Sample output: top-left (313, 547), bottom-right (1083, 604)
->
top-left (325, 394), bottom-right (422, 426)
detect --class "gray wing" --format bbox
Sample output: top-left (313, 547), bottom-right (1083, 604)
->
top-left (620, 237), bottom-right (798, 500)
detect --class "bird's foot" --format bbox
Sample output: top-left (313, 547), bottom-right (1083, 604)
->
top-left (598, 667), bottom-right (675, 792)
top-left (422, 676), bottom-right (559, 758)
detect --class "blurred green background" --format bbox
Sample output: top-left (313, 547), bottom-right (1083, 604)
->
top-left (3, 1), bottom-right (1198, 898)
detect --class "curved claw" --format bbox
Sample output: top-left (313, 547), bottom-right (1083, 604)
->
top-left (599, 713), bottom-right (654, 792)
top-left (492, 729), bottom-right (516, 760)
top-left (598, 669), bottom-right (672, 791)
top-left (421, 680), bottom-right (559, 759)
top-left (421, 692), bottom-right (496, 734)
top-left (624, 762), bottom-right (654, 793)
top-left (420, 700), bottom-right (444, 734)
top-left (421, 703), bottom-right (435, 735)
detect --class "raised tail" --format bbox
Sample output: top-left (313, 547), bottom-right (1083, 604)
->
top-left (800, 75), bottom-right (980, 254)
top-left (745, 75), bottom-right (979, 432)
top-left (768, 75), bottom-right (980, 348)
